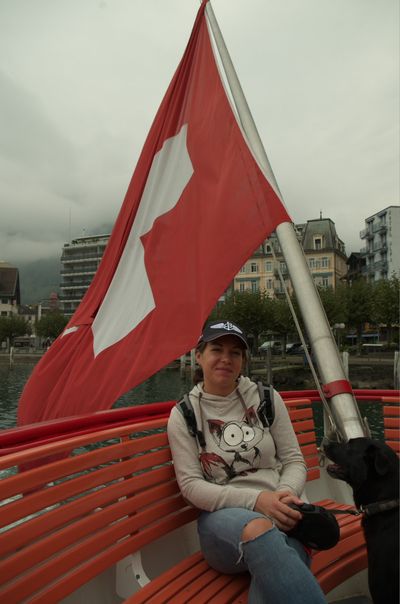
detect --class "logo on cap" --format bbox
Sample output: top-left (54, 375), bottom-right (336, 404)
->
top-left (210, 322), bottom-right (243, 334)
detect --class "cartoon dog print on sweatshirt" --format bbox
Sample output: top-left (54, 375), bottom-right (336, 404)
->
top-left (200, 406), bottom-right (265, 482)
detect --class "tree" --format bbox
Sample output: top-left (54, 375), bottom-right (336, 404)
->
top-left (372, 274), bottom-right (400, 344)
top-left (0, 315), bottom-right (31, 348)
top-left (270, 297), bottom-right (295, 351)
top-left (35, 312), bottom-right (68, 340)
top-left (317, 284), bottom-right (347, 327)
top-left (345, 278), bottom-right (374, 353)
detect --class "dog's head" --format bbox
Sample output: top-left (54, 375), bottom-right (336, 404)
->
top-left (324, 437), bottom-right (399, 506)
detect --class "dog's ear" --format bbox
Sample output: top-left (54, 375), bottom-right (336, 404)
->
top-left (366, 443), bottom-right (390, 476)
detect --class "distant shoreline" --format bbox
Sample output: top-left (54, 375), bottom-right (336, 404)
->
top-left (1, 351), bottom-right (396, 390)
top-left (0, 352), bottom-right (44, 364)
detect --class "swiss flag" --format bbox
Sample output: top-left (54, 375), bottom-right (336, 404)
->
top-left (18, 1), bottom-right (291, 425)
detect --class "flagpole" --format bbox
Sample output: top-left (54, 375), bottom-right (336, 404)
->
top-left (204, 1), bottom-right (366, 441)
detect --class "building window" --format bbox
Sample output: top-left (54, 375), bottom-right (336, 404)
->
top-left (279, 261), bottom-right (287, 273)
top-left (1, 311), bottom-right (8, 316)
top-left (239, 265), bottom-right (246, 273)
top-left (314, 237), bottom-right (322, 250)
top-left (265, 261), bottom-right (272, 272)
top-left (250, 263), bottom-right (258, 273)
top-left (239, 283), bottom-right (245, 292)
top-left (266, 279), bottom-right (273, 289)
top-left (321, 257), bottom-right (329, 268)
top-left (251, 281), bottom-right (259, 293)
top-left (309, 258), bottom-right (315, 269)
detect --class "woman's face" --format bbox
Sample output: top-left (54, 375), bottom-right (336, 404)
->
top-left (195, 335), bottom-right (245, 396)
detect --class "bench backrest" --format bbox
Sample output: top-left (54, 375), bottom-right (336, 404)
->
top-left (382, 396), bottom-right (400, 453)
top-left (0, 398), bottom-right (317, 603)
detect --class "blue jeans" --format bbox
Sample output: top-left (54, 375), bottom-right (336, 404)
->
top-left (198, 508), bottom-right (327, 604)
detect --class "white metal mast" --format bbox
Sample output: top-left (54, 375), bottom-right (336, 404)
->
top-left (205, 1), bottom-right (366, 440)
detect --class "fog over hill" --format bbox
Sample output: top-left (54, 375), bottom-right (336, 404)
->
top-left (17, 223), bottom-right (113, 305)
top-left (18, 257), bottom-right (61, 305)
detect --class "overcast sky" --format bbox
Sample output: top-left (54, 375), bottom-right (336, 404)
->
top-left (0, 0), bottom-right (398, 264)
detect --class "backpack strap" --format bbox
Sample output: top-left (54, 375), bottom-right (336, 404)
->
top-left (255, 380), bottom-right (275, 427)
top-left (177, 381), bottom-right (275, 446)
top-left (176, 394), bottom-right (206, 449)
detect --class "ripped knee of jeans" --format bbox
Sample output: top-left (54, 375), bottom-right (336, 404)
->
top-left (237, 517), bottom-right (276, 564)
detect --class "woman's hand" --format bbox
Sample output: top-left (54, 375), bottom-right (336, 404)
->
top-left (254, 490), bottom-right (303, 531)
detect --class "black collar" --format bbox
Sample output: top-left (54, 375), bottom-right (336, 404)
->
top-left (330, 499), bottom-right (399, 518)
top-left (359, 498), bottom-right (399, 518)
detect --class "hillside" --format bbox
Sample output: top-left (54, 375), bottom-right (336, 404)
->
top-left (18, 257), bottom-right (61, 305)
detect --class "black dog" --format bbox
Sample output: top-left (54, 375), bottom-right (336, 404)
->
top-left (324, 437), bottom-right (399, 604)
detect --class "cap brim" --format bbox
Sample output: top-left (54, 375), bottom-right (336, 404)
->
top-left (201, 331), bottom-right (248, 349)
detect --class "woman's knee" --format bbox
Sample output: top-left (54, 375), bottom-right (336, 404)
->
top-left (241, 517), bottom-right (273, 541)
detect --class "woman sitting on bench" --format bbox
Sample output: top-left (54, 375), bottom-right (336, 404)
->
top-left (168, 320), bottom-right (327, 604)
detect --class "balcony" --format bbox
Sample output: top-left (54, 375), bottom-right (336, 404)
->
top-left (60, 280), bottom-right (92, 288)
top-left (58, 296), bottom-right (84, 303)
top-left (61, 252), bottom-right (103, 262)
top-left (372, 242), bottom-right (387, 252)
top-left (60, 269), bottom-right (96, 276)
top-left (373, 260), bottom-right (388, 271)
top-left (372, 223), bottom-right (387, 234)
top-left (360, 228), bottom-right (373, 239)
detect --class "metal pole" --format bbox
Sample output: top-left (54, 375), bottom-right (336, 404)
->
top-left (342, 351), bottom-right (349, 380)
top-left (205, 1), bottom-right (365, 439)
top-left (190, 349), bottom-right (196, 381)
top-left (180, 354), bottom-right (186, 378)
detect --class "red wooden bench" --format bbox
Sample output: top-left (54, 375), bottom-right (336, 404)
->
top-left (382, 396), bottom-right (400, 454)
top-left (0, 399), bottom-right (366, 603)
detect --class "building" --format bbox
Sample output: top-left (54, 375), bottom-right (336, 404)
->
top-left (18, 304), bottom-right (38, 329)
top-left (60, 235), bottom-right (109, 317)
top-left (0, 262), bottom-right (20, 317)
top-left (346, 252), bottom-right (366, 284)
top-left (40, 292), bottom-right (61, 316)
top-left (234, 217), bottom-right (347, 296)
top-left (359, 205), bottom-right (400, 281)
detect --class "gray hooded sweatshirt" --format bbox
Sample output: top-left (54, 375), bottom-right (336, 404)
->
top-left (167, 376), bottom-right (307, 512)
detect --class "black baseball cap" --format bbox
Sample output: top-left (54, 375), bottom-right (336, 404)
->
top-left (198, 320), bottom-right (249, 349)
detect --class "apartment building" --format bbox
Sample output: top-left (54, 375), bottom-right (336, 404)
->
top-left (60, 235), bottom-right (109, 317)
top-left (0, 262), bottom-right (20, 317)
top-left (234, 217), bottom-right (347, 296)
top-left (359, 205), bottom-right (400, 281)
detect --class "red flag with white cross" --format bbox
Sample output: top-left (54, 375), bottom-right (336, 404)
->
top-left (18, 1), bottom-right (291, 425)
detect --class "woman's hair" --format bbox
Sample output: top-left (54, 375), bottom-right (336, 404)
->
top-left (193, 341), bottom-right (207, 384)
top-left (193, 340), bottom-right (248, 385)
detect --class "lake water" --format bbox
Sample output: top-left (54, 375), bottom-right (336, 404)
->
top-left (0, 362), bottom-right (385, 441)
top-left (0, 362), bottom-right (192, 431)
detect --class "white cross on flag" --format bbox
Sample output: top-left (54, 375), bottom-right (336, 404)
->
top-left (18, 1), bottom-right (291, 425)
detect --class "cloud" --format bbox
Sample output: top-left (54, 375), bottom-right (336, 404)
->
top-left (0, 0), bottom-right (398, 264)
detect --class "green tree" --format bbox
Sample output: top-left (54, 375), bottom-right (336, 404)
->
top-left (270, 297), bottom-right (295, 352)
top-left (372, 274), bottom-right (400, 345)
top-left (0, 315), bottom-right (32, 348)
top-left (36, 312), bottom-right (68, 340)
top-left (345, 278), bottom-right (374, 353)
top-left (317, 285), bottom-right (347, 327)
